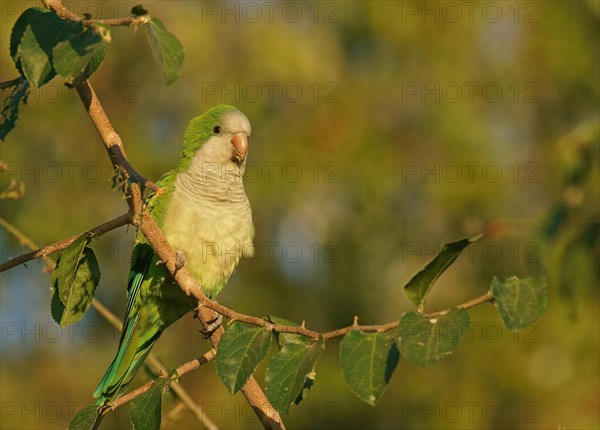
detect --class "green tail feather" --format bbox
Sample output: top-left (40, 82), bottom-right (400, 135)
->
top-left (93, 243), bottom-right (190, 405)
top-left (93, 312), bottom-right (162, 405)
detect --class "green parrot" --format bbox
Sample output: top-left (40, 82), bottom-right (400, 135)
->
top-left (94, 104), bottom-right (255, 406)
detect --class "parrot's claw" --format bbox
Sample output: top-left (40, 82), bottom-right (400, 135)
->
top-left (201, 313), bottom-right (223, 338)
top-left (175, 250), bottom-right (186, 271)
top-left (155, 251), bottom-right (185, 271)
top-left (98, 402), bottom-right (111, 412)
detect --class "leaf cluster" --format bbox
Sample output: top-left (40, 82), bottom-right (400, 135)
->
top-left (63, 236), bottom-right (546, 428)
top-left (1, 4), bottom-right (184, 141)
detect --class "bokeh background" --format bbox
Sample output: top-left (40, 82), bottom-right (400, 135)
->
top-left (1, 1), bottom-right (599, 429)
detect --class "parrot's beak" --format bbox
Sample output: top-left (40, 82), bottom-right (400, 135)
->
top-left (231, 132), bottom-right (249, 163)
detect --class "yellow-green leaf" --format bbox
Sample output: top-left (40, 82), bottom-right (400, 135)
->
top-left (145, 17), bottom-right (184, 85)
top-left (51, 233), bottom-right (100, 326)
top-left (340, 331), bottom-right (399, 406)
top-left (216, 321), bottom-right (272, 394)
top-left (130, 378), bottom-right (171, 430)
top-left (398, 308), bottom-right (470, 368)
top-left (491, 276), bottom-right (547, 331)
top-left (404, 236), bottom-right (480, 309)
top-left (265, 336), bottom-right (324, 414)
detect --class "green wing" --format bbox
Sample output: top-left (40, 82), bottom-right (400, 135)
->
top-left (94, 171), bottom-right (191, 405)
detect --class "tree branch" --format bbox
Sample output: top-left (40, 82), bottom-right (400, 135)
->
top-left (144, 353), bottom-right (219, 429)
top-left (0, 214), bottom-right (130, 272)
top-left (104, 350), bottom-right (217, 418)
top-left (83, 16), bottom-right (151, 27)
top-left (427, 291), bottom-right (495, 318)
top-left (42, 0), bottom-right (82, 21)
top-left (42, 0), bottom-right (151, 28)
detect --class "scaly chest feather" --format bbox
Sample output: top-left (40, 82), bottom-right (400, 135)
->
top-left (161, 169), bottom-right (254, 296)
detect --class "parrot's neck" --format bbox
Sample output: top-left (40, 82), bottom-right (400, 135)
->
top-left (161, 156), bottom-right (254, 295)
top-left (177, 159), bottom-right (247, 205)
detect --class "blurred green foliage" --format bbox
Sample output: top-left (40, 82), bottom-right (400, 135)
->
top-left (1, 1), bottom-right (598, 429)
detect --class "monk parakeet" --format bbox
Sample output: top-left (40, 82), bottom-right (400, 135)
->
top-left (94, 105), bottom-right (255, 405)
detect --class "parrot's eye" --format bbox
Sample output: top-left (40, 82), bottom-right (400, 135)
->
top-left (213, 125), bottom-right (222, 134)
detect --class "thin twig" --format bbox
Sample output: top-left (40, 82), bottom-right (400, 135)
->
top-left (43, 0), bottom-right (151, 28)
top-left (164, 401), bottom-right (187, 427)
top-left (0, 78), bottom-right (23, 89)
top-left (42, 0), bottom-right (81, 21)
top-left (105, 350), bottom-right (216, 414)
top-left (145, 354), bottom-right (219, 430)
top-left (83, 16), bottom-right (151, 27)
top-left (91, 300), bottom-right (122, 331)
top-left (427, 291), bottom-right (495, 318)
top-left (0, 214), bottom-right (130, 272)
top-left (0, 217), bottom-right (38, 250)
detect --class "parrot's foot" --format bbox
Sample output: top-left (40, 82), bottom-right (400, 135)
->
top-left (97, 401), bottom-right (112, 414)
top-left (202, 314), bottom-right (223, 338)
top-left (198, 309), bottom-right (223, 338)
top-left (175, 250), bottom-right (186, 271)
top-left (155, 251), bottom-right (186, 271)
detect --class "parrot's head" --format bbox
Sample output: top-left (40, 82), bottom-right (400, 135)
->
top-left (180, 104), bottom-right (251, 173)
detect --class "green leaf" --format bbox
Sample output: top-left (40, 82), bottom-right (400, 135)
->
top-left (0, 77), bottom-right (30, 141)
top-left (340, 331), bottom-right (399, 406)
top-left (265, 337), bottom-right (324, 414)
top-left (10, 7), bottom-right (82, 88)
top-left (51, 233), bottom-right (100, 326)
top-left (404, 235), bottom-right (480, 310)
top-left (68, 404), bottom-right (98, 430)
top-left (130, 378), bottom-right (171, 430)
top-left (145, 17), bottom-right (184, 85)
top-left (52, 23), bottom-right (109, 85)
top-left (266, 314), bottom-right (309, 347)
top-left (398, 308), bottom-right (470, 368)
top-left (491, 276), bottom-right (547, 330)
top-left (216, 321), bottom-right (272, 394)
